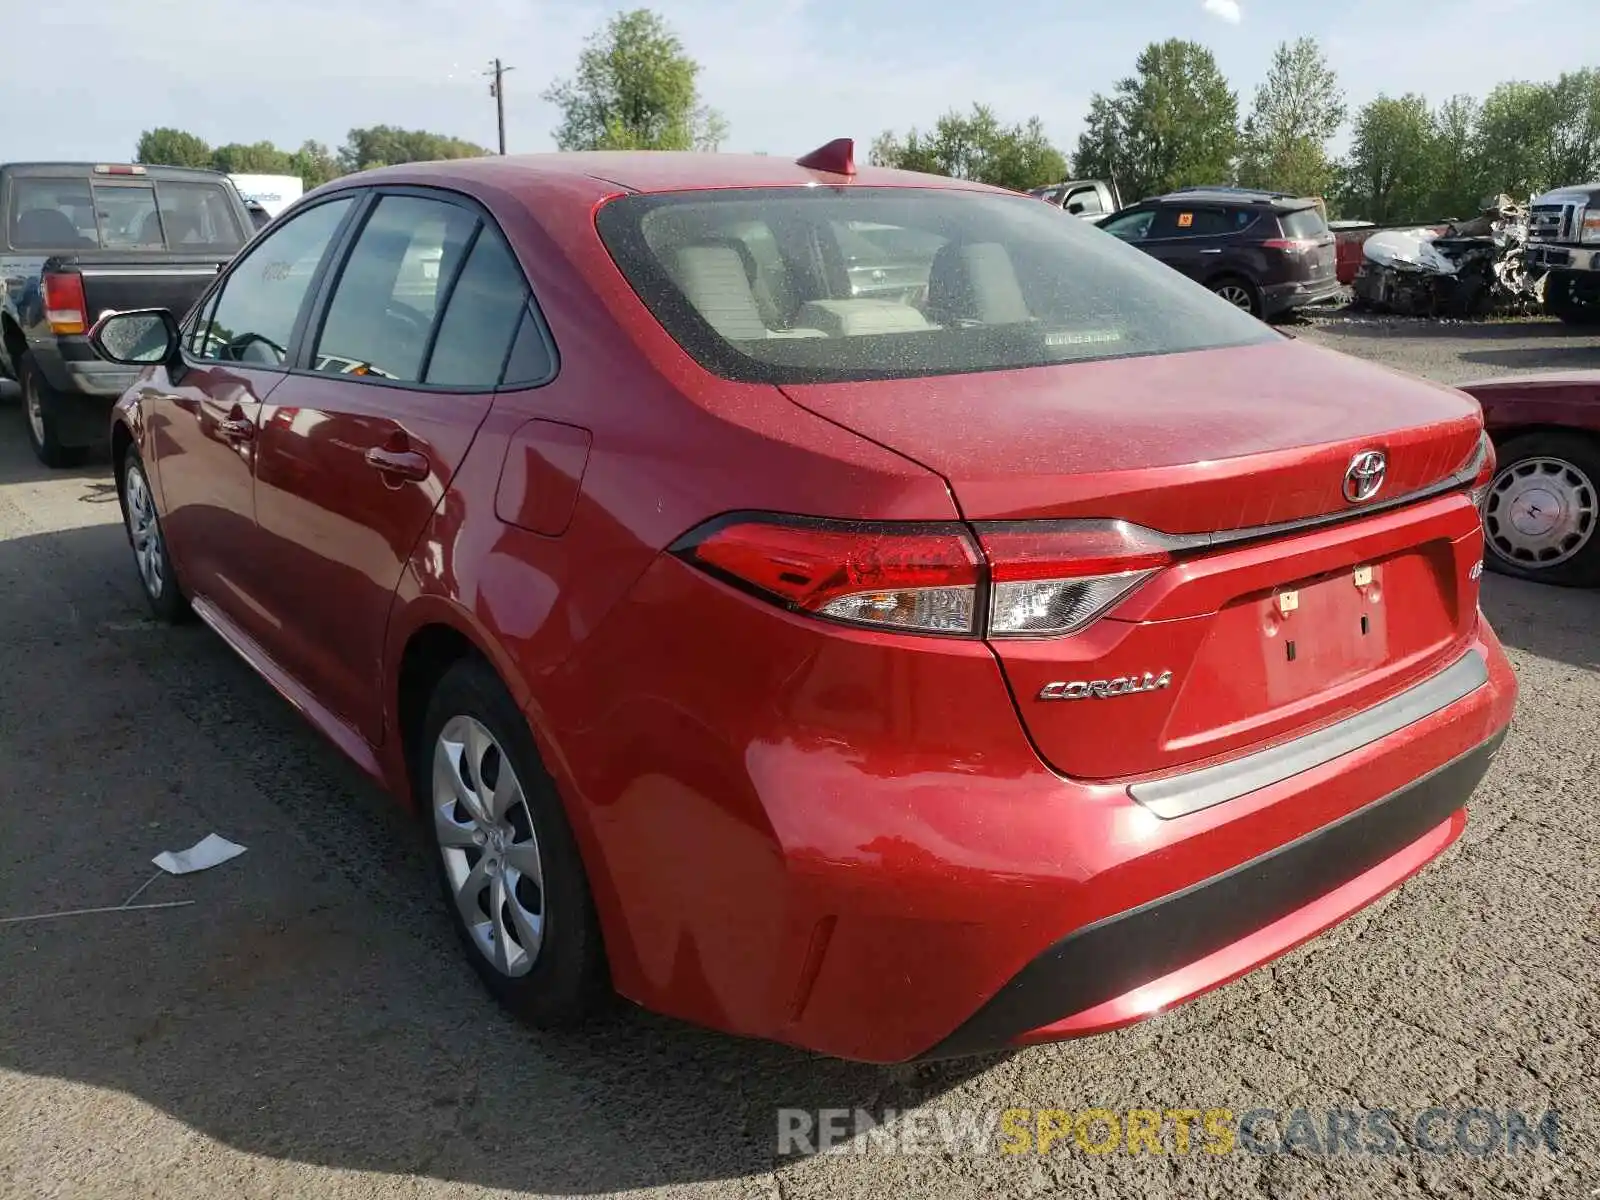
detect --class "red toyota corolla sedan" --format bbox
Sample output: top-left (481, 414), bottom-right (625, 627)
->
top-left (87, 141), bottom-right (1517, 1064)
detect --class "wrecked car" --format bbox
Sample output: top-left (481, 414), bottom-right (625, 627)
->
top-left (1351, 196), bottom-right (1541, 318)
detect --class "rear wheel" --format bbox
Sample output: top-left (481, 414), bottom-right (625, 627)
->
top-left (418, 658), bottom-right (610, 1026)
top-left (1209, 275), bottom-right (1263, 319)
top-left (1544, 272), bottom-right (1600, 326)
top-left (20, 352), bottom-right (88, 469)
top-left (1482, 431), bottom-right (1600, 587)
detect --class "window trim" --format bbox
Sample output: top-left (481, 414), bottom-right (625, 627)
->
top-left (179, 192), bottom-right (364, 375)
top-left (283, 183), bottom-right (559, 394)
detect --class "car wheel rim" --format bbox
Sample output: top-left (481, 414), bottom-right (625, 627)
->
top-left (24, 375), bottom-right (45, 445)
top-left (1215, 284), bottom-right (1253, 310)
top-left (124, 464), bottom-right (166, 599)
top-left (433, 715), bottom-right (544, 977)
top-left (1483, 456), bottom-right (1597, 569)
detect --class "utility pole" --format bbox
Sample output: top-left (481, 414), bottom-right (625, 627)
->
top-left (485, 58), bottom-right (515, 155)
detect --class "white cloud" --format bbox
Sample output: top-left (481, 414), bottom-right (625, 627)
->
top-left (1202, 0), bottom-right (1243, 23)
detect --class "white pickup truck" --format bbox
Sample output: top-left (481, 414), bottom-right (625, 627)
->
top-left (227, 173), bottom-right (305, 229)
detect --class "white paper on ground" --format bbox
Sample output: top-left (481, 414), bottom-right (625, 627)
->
top-left (152, 833), bottom-right (247, 875)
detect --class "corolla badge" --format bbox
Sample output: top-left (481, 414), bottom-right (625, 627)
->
top-left (1343, 450), bottom-right (1387, 503)
top-left (1038, 671), bottom-right (1173, 701)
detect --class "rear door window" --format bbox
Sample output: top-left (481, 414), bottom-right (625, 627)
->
top-left (1150, 207), bottom-right (1232, 238)
top-left (311, 195), bottom-right (477, 383)
top-left (423, 226), bottom-right (534, 388)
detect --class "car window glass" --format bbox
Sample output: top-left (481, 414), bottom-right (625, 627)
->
top-left (1151, 207), bottom-right (1232, 238)
top-left (94, 185), bottom-right (162, 248)
top-left (157, 181), bottom-right (246, 249)
top-left (1066, 187), bottom-right (1103, 215)
top-left (313, 195), bottom-right (476, 382)
top-left (424, 226), bottom-right (531, 387)
top-left (1280, 207), bottom-right (1328, 239)
top-left (9, 178), bottom-right (99, 248)
top-left (501, 309), bottom-right (555, 386)
top-left (1100, 209), bottom-right (1154, 241)
top-left (192, 197), bottom-right (355, 367)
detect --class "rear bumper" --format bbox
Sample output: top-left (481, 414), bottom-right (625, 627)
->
top-left (1264, 277), bottom-right (1344, 316)
top-left (550, 551), bottom-right (1519, 1065)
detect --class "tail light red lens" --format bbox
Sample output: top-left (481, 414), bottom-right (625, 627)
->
top-left (673, 515), bottom-right (1178, 639)
top-left (42, 272), bottom-right (87, 336)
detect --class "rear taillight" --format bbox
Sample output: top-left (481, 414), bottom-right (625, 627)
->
top-left (977, 521), bottom-right (1175, 637)
top-left (1464, 431), bottom-right (1495, 509)
top-left (41, 272), bottom-right (87, 336)
top-left (672, 515), bottom-right (1176, 638)
top-left (1262, 238), bottom-right (1318, 253)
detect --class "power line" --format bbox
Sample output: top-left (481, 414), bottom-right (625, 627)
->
top-left (484, 58), bottom-right (515, 155)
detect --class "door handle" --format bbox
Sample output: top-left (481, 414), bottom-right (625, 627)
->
top-left (364, 446), bottom-right (430, 482)
top-left (219, 417), bottom-right (255, 442)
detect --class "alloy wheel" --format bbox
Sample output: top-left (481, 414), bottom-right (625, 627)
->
top-left (124, 463), bottom-right (166, 599)
top-left (1484, 456), bottom-right (1597, 570)
top-left (432, 715), bottom-right (545, 977)
top-left (1214, 283), bottom-right (1254, 311)
top-left (24, 373), bottom-right (46, 446)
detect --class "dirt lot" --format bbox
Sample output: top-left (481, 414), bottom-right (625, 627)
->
top-left (2, 317), bottom-right (1598, 1200)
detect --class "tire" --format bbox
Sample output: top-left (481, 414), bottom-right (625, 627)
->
top-left (1544, 272), bottom-right (1600, 326)
top-left (417, 657), bottom-right (610, 1026)
top-left (1209, 274), bottom-right (1264, 319)
top-left (1482, 431), bottom-right (1600, 588)
top-left (119, 445), bottom-right (192, 622)
top-left (20, 352), bottom-right (89, 468)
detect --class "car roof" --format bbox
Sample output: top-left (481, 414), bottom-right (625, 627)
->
top-left (321, 151), bottom-right (1002, 199)
top-left (1148, 187), bottom-right (1317, 210)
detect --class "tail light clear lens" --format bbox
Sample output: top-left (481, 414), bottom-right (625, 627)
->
top-left (42, 272), bottom-right (87, 336)
top-left (977, 521), bottom-right (1177, 637)
top-left (1463, 432), bottom-right (1495, 509)
top-left (673, 515), bottom-right (1178, 639)
top-left (673, 517), bottom-right (982, 635)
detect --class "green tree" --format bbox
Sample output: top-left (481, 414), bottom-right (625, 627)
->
top-left (1237, 37), bottom-right (1345, 198)
top-left (337, 126), bottom-right (490, 172)
top-left (288, 140), bottom-right (341, 189)
top-left (870, 104), bottom-right (1067, 190)
top-left (543, 8), bottom-right (726, 151)
top-left (1548, 68), bottom-right (1600, 185)
top-left (210, 141), bottom-right (295, 174)
top-left (1077, 40), bottom-right (1239, 201)
top-left (1429, 94), bottom-right (1484, 217)
top-left (1337, 94), bottom-right (1436, 223)
top-left (135, 128), bottom-right (213, 169)
top-left (1474, 81), bottom-right (1563, 198)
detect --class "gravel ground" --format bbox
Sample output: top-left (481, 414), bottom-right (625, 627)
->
top-left (1, 318), bottom-right (1598, 1200)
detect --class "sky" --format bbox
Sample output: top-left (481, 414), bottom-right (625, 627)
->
top-left (1, 0), bottom-right (1592, 168)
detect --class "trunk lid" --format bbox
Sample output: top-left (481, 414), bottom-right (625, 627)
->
top-left (780, 339), bottom-right (1487, 781)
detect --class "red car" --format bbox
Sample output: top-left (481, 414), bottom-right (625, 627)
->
top-left (88, 141), bottom-right (1517, 1064)
top-left (1455, 371), bottom-right (1600, 588)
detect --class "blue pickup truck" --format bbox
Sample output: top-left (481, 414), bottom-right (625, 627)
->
top-left (1, 161), bottom-right (254, 466)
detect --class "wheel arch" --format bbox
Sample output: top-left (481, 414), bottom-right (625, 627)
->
top-left (1489, 423), bottom-right (1600, 453)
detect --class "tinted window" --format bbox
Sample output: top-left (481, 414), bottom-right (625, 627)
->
top-left (1099, 208), bottom-right (1154, 241)
top-left (7, 175), bottom-right (245, 250)
top-left (1151, 207), bottom-right (1233, 238)
top-left (313, 196), bottom-right (476, 382)
top-left (1280, 207), bottom-right (1329, 238)
top-left (595, 187), bottom-right (1276, 385)
top-left (193, 197), bottom-right (354, 366)
top-left (94, 185), bottom-right (162, 248)
top-left (424, 227), bottom-right (530, 387)
top-left (502, 310), bottom-right (556, 386)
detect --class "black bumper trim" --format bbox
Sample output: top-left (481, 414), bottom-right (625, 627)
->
top-left (920, 728), bottom-right (1505, 1061)
top-left (1130, 650), bottom-right (1488, 819)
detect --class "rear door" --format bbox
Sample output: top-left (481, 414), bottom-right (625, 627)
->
top-left (1142, 205), bottom-right (1233, 280)
top-left (249, 189), bottom-right (532, 744)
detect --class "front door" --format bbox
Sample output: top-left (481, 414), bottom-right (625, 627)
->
top-left (147, 195), bottom-right (357, 646)
top-left (250, 192), bottom-right (532, 744)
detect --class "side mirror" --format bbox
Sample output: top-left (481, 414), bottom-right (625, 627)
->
top-left (88, 309), bottom-right (181, 367)
top-left (1068, 201), bottom-right (1086, 215)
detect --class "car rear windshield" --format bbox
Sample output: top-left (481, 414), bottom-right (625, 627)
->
top-left (1278, 206), bottom-right (1329, 239)
top-left (7, 175), bottom-right (245, 251)
top-left (594, 187), bottom-right (1278, 384)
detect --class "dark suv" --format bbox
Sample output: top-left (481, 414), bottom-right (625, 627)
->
top-left (1096, 187), bottom-right (1339, 320)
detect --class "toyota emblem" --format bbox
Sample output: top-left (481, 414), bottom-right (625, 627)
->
top-left (1343, 450), bottom-right (1387, 503)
